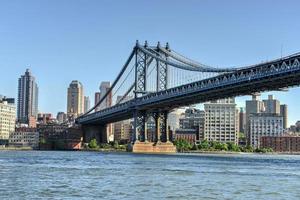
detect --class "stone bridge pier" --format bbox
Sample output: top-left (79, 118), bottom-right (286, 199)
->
top-left (131, 110), bottom-right (176, 153)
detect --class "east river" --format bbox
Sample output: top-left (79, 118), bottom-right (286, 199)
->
top-left (0, 151), bottom-right (300, 199)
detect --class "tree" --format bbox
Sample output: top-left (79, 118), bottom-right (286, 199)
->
top-left (198, 140), bottom-right (209, 150)
top-left (88, 139), bottom-right (98, 149)
top-left (174, 139), bottom-right (192, 152)
top-left (227, 142), bottom-right (240, 152)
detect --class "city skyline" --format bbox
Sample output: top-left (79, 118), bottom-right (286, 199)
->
top-left (1, 0), bottom-right (300, 125)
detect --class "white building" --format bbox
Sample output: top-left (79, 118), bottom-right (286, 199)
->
top-left (249, 113), bottom-right (284, 148)
top-left (204, 98), bottom-right (239, 144)
top-left (9, 127), bottom-right (39, 149)
top-left (168, 108), bottom-right (185, 132)
top-left (0, 99), bottom-right (16, 141)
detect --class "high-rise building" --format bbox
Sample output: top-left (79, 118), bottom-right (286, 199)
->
top-left (0, 98), bottom-right (16, 141)
top-left (248, 113), bottom-right (284, 148)
top-left (17, 69), bottom-right (38, 124)
top-left (246, 94), bottom-right (288, 146)
top-left (263, 95), bottom-right (280, 114)
top-left (204, 98), bottom-right (239, 144)
top-left (94, 92), bottom-right (101, 111)
top-left (94, 82), bottom-right (113, 142)
top-left (84, 96), bottom-right (90, 113)
top-left (67, 80), bottom-right (84, 117)
top-left (239, 107), bottom-right (246, 133)
top-left (95, 82), bottom-right (112, 112)
top-left (245, 94), bottom-right (264, 145)
top-left (280, 104), bottom-right (288, 129)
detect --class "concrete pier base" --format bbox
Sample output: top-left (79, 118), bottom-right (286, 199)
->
top-left (132, 141), bottom-right (176, 153)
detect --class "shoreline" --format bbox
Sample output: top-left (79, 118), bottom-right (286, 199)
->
top-left (1, 147), bottom-right (300, 155)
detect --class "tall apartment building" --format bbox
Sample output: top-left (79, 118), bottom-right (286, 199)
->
top-left (0, 98), bottom-right (16, 141)
top-left (94, 82), bottom-right (113, 142)
top-left (245, 94), bottom-right (265, 144)
top-left (17, 69), bottom-right (38, 124)
top-left (204, 98), bottom-right (239, 144)
top-left (248, 113), bottom-right (284, 148)
top-left (280, 104), bottom-right (288, 129)
top-left (84, 96), bottom-right (90, 113)
top-left (239, 107), bottom-right (246, 133)
top-left (263, 95), bottom-right (280, 114)
top-left (95, 82), bottom-right (112, 112)
top-left (246, 94), bottom-right (288, 147)
top-left (67, 80), bottom-right (84, 117)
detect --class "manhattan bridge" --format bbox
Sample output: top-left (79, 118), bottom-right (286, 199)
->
top-left (76, 41), bottom-right (300, 152)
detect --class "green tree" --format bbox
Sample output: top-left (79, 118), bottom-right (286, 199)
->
top-left (227, 142), bottom-right (240, 152)
top-left (88, 139), bottom-right (98, 149)
top-left (198, 140), bottom-right (209, 150)
top-left (174, 139), bottom-right (192, 152)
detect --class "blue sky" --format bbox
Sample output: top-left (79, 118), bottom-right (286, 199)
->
top-left (0, 0), bottom-right (300, 125)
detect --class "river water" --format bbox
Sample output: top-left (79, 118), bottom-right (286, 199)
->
top-left (0, 151), bottom-right (300, 200)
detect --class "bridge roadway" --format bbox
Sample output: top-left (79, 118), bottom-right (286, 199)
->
top-left (77, 53), bottom-right (300, 125)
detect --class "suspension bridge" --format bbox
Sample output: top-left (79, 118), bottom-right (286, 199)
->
top-left (76, 41), bottom-right (300, 153)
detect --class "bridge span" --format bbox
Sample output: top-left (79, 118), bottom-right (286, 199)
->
top-left (76, 41), bottom-right (300, 153)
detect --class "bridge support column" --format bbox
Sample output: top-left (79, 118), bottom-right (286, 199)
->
top-left (132, 110), bottom-right (176, 153)
top-left (82, 124), bottom-right (108, 144)
top-left (163, 111), bottom-right (170, 142)
top-left (132, 110), bottom-right (148, 143)
top-left (154, 112), bottom-right (161, 143)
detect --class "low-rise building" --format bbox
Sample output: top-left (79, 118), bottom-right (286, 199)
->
top-left (261, 136), bottom-right (300, 152)
top-left (9, 128), bottom-right (39, 149)
top-left (179, 108), bottom-right (205, 141)
top-left (174, 128), bottom-right (197, 144)
top-left (38, 124), bottom-right (82, 150)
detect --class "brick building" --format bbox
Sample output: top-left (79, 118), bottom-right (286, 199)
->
top-left (260, 136), bottom-right (300, 152)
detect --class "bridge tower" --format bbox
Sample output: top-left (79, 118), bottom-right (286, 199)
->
top-left (132, 41), bottom-right (175, 153)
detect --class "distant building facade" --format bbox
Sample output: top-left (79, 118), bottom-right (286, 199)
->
top-left (56, 112), bottom-right (67, 124)
top-left (94, 82), bottom-right (113, 142)
top-left (9, 127), bottom-right (39, 149)
top-left (280, 104), bottom-right (288, 129)
top-left (246, 94), bottom-right (288, 147)
top-left (261, 136), bottom-right (300, 152)
top-left (67, 80), bottom-right (84, 118)
top-left (0, 98), bottom-right (16, 142)
top-left (174, 129), bottom-right (197, 144)
top-left (204, 98), bottom-right (239, 144)
top-left (114, 119), bottom-right (131, 143)
top-left (248, 113), bottom-right (284, 148)
top-left (37, 113), bottom-right (53, 124)
top-left (84, 96), bottom-right (90, 113)
top-left (17, 69), bottom-right (38, 124)
top-left (239, 108), bottom-right (246, 133)
top-left (38, 124), bottom-right (82, 150)
top-left (179, 108), bottom-right (205, 141)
